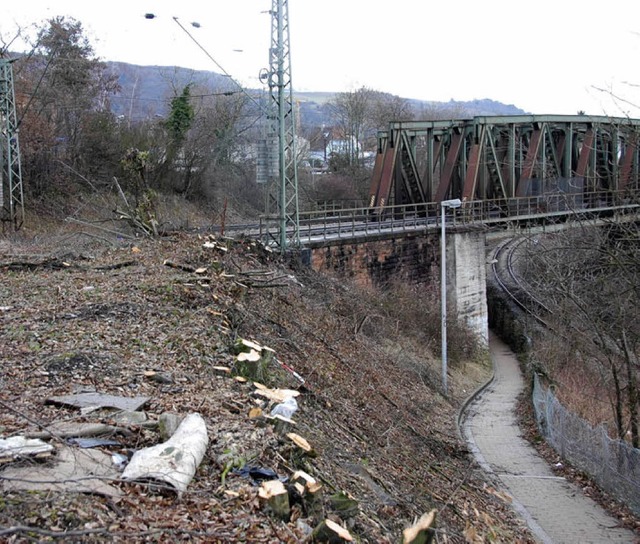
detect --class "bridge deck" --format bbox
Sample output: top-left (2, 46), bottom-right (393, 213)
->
top-left (258, 191), bottom-right (639, 247)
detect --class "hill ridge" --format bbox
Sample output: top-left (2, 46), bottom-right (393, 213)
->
top-left (107, 61), bottom-right (527, 122)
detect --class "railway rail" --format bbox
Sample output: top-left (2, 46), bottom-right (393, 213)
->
top-left (491, 237), bottom-right (553, 328)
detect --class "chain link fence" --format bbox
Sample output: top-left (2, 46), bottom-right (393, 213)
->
top-left (532, 374), bottom-right (640, 516)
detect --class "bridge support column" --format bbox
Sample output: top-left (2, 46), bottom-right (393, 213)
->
top-left (446, 231), bottom-right (488, 345)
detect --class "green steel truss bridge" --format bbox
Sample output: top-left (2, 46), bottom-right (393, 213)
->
top-left (257, 115), bottom-right (640, 245)
top-left (368, 115), bottom-right (640, 211)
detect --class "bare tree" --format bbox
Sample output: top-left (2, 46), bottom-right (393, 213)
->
top-left (369, 91), bottom-right (414, 130)
top-left (524, 220), bottom-right (640, 446)
top-left (328, 86), bottom-right (375, 167)
top-left (12, 17), bottom-right (120, 194)
top-left (416, 101), bottom-right (470, 120)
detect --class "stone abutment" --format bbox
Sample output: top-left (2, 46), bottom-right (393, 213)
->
top-left (302, 230), bottom-right (488, 344)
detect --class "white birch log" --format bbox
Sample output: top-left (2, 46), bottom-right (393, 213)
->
top-left (121, 413), bottom-right (208, 494)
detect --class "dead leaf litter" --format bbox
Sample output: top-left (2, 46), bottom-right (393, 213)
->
top-left (0, 232), bottom-right (535, 542)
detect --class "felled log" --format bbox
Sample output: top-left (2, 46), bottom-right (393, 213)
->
top-left (311, 519), bottom-right (353, 543)
top-left (144, 370), bottom-right (174, 384)
top-left (121, 412), bottom-right (208, 495)
top-left (93, 260), bottom-right (137, 271)
top-left (258, 479), bottom-right (290, 520)
top-left (401, 509), bottom-right (437, 544)
top-left (163, 260), bottom-right (196, 273)
top-left (0, 258), bottom-right (72, 271)
top-left (27, 422), bottom-right (129, 440)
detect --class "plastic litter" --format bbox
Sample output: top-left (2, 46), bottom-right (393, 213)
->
top-left (111, 452), bottom-right (129, 470)
top-left (270, 397), bottom-right (298, 419)
top-left (233, 465), bottom-right (278, 481)
top-left (232, 465), bottom-right (288, 485)
top-left (0, 436), bottom-right (54, 458)
top-left (68, 437), bottom-right (121, 449)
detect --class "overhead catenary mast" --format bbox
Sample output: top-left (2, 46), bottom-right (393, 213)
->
top-left (0, 58), bottom-right (24, 231)
top-left (264, 0), bottom-right (299, 251)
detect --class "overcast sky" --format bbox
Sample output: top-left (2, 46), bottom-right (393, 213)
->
top-left (3, 0), bottom-right (640, 117)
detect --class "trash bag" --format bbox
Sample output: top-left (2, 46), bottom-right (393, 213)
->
top-left (233, 465), bottom-right (278, 481)
top-left (232, 465), bottom-right (288, 485)
top-left (270, 397), bottom-right (298, 419)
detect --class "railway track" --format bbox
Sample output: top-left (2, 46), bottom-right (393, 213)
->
top-left (491, 237), bottom-right (553, 328)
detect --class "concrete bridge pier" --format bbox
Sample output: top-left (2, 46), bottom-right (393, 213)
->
top-left (447, 230), bottom-right (489, 345)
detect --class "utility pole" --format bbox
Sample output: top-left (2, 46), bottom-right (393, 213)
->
top-left (0, 58), bottom-right (24, 231)
top-left (264, 0), bottom-right (299, 251)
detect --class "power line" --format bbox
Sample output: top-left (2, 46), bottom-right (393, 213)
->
top-left (167, 16), bottom-right (266, 114)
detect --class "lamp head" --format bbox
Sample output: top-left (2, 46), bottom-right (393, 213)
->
top-left (441, 199), bottom-right (462, 209)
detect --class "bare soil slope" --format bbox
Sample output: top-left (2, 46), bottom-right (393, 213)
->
top-left (0, 228), bottom-right (534, 543)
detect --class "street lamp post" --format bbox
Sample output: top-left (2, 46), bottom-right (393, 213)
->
top-left (440, 198), bottom-right (462, 396)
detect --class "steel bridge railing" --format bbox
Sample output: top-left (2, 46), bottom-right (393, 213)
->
top-left (258, 190), bottom-right (639, 246)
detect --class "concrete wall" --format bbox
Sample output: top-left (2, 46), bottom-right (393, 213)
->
top-left (307, 230), bottom-right (489, 344)
top-left (449, 231), bottom-right (489, 343)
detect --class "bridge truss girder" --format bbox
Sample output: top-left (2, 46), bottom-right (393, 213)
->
top-left (368, 115), bottom-right (640, 210)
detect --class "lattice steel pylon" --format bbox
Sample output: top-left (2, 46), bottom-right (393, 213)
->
top-left (265, 0), bottom-right (299, 251)
top-left (0, 59), bottom-right (24, 231)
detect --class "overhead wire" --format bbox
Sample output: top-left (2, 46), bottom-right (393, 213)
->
top-left (13, 15), bottom-right (266, 118)
top-left (169, 16), bottom-right (266, 115)
top-left (13, 14), bottom-right (270, 148)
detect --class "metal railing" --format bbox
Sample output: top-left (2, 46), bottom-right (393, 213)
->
top-left (258, 190), bottom-right (639, 246)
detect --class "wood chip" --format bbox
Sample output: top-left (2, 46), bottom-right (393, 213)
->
top-left (236, 338), bottom-right (263, 352)
top-left (402, 509), bottom-right (437, 544)
top-left (253, 387), bottom-right (300, 403)
top-left (237, 350), bottom-right (261, 363)
top-left (286, 432), bottom-right (315, 455)
top-left (312, 519), bottom-right (353, 542)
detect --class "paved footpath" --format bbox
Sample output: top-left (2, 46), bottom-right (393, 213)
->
top-left (462, 332), bottom-right (639, 544)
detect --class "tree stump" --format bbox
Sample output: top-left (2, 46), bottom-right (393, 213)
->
top-left (291, 470), bottom-right (323, 521)
top-left (311, 519), bottom-right (353, 543)
top-left (258, 479), bottom-right (290, 520)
